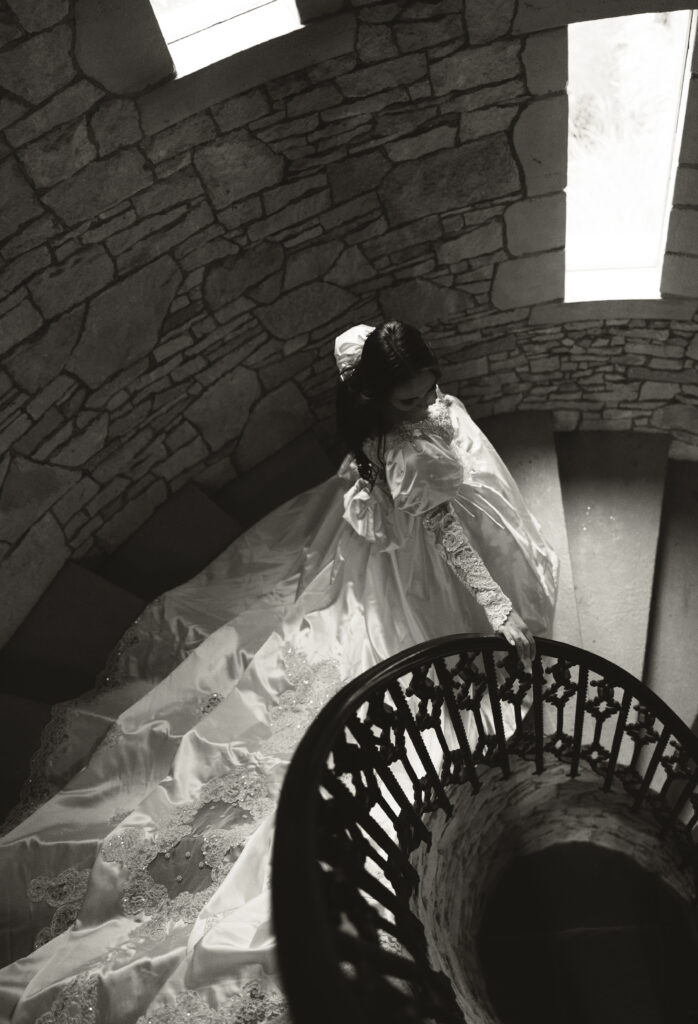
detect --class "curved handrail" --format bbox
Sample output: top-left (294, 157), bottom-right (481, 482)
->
top-left (272, 635), bottom-right (698, 1024)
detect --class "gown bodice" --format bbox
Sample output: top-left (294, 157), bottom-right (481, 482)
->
top-left (339, 391), bottom-right (558, 633)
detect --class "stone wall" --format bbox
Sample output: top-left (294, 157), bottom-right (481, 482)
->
top-left (1, 0), bottom-right (698, 645)
top-left (433, 312), bottom-right (698, 459)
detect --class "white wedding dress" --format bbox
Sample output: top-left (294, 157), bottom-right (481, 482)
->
top-left (0, 392), bottom-right (557, 1024)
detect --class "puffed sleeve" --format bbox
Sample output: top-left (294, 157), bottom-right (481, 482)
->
top-left (385, 437), bottom-right (463, 515)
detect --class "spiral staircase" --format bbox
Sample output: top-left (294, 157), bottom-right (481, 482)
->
top-left (271, 634), bottom-right (698, 1024)
top-left (1, 413), bottom-right (697, 1020)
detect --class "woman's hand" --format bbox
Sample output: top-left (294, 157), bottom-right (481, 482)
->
top-left (500, 610), bottom-right (536, 663)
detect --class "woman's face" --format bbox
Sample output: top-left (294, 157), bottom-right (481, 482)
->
top-left (387, 370), bottom-right (439, 423)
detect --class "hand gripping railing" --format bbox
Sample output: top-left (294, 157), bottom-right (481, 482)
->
top-left (271, 635), bottom-right (698, 1024)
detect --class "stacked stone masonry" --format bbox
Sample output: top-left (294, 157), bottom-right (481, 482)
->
top-left (1, 0), bottom-right (698, 644)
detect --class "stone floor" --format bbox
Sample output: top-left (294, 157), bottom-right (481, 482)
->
top-left (479, 841), bottom-right (698, 1023)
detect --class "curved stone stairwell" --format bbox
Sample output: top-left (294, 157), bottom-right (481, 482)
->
top-left (1, 413), bottom-right (696, 833)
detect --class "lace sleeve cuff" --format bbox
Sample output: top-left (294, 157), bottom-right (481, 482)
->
top-left (422, 502), bottom-right (513, 632)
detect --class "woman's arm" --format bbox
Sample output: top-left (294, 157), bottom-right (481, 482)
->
top-left (422, 501), bottom-right (535, 661)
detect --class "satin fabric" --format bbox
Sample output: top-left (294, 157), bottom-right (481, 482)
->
top-left (0, 394), bottom-right (557, 1023)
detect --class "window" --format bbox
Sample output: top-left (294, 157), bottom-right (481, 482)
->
top-left (566, 10), bottom-right (696, 302)
top-left (149, 0), bottom-right (303, 78)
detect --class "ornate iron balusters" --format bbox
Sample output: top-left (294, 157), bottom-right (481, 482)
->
top-left (343, 717), bottom-right (430, 854)
top-left (449, 650), bottom-right (493, 763)
top-left (496, 648), bottom-right (534, 734)
top-left (531, 655), bottom-right (546, 774)
top-left (433, 656), bottom-right (479, 791)
top-left (633, 724), bottom-right (672, 812)
top-left (273, 635), bottom-right (698, 1024)
top-left (582, 674), bottom-right (623, 773)
top-left (603, 688), bottom-right (634, 792)
top-left (553, 656), bottom-right (583, 767)
top-left (482, 647), bottom-right (510, 779)
top-left (388, 677), bottom-right (451, 817)
top-left (623, 703), bottom-right (662, 792)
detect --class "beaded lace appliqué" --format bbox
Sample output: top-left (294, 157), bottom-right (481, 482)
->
top-left (28, 641), bottom-right (344, 1023)
top-left (138, 981), bottom-right (289, 1024)
top-left (26, 645), bottom-right (344, 954)
top-left (28, 867), bottom-right (91, 949)
top-left (389, 391), bottom-right (456, 448)
top-left (423, 502), bottom-right (512, 631)
top-left (97, 644), bottom-right (342, 942)
top-left (198, 692), bottom-right (224, 717)
top-left (264, 643), bottom-right (342, 756)
top-left (36, 973), bottom-right (100, 1024)
top-left (357, 392), bottom-right (456, 487)
top-left (101, 762), bottom-right (277, 941)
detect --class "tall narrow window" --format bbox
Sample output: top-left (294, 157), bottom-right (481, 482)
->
top-left (566, 11), bottom-right (696, 302)
top-left (149, 0), bottom-right (303, 78)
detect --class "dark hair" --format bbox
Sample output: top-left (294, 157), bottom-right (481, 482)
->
top-left (336, 321), bottom-right (440, 483)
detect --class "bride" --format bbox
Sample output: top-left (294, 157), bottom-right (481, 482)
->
top-left (0, 322), bottom-right (558, 1023)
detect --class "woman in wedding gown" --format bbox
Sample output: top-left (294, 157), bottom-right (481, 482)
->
top-left (0, 322), bottom-right (558, 1024)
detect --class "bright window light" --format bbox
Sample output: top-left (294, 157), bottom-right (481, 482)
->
top-left (149, 0), bottom-right (303, 78)
top-left (566, 11), bottom-right (696, 302)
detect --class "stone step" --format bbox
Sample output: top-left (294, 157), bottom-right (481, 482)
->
top-left (100, 482), bottom-right (242, 601)
top-left (478, 412), bottom-right (582, 646)
top-left (554, 432), bottom-right (669, 679)
top-left (0, 692), bottom-right (52, 824)
top-left (0, 562), bottom-right (146, 702)
top-left (643, 460), bottom-right (698, 733)
top-left (216, 430), bottom-right (336, 527)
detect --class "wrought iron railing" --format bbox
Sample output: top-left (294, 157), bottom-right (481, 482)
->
top-left (271, 635), bottom-right (698, 1024)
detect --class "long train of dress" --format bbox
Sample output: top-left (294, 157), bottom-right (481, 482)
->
top-left (0, 394), bottom-right (558, 1023)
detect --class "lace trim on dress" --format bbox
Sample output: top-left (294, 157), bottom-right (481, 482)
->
top-left (101, 645), bottom-right (344, 934)
top-left (29, 642), bottom-right (344, 1017)
top-left (423, 502), bottom-right (513, 632)
top-left (264, 643), bottom-right (343, 757)
top-left (137, 980), bottom-right (289, 1024)
top-left (388, 390), bottom-right (456, 448)
top-left (34, 974), bottom-right (289, 1024)
top-left (356, 391), bottom-right (455, 487)
top-left (36, 973), bottom-right (100, 1024)
top-left (28, 867), bottom-right (91, 950)
top-left (100, 761), bottom-right (277, 941)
